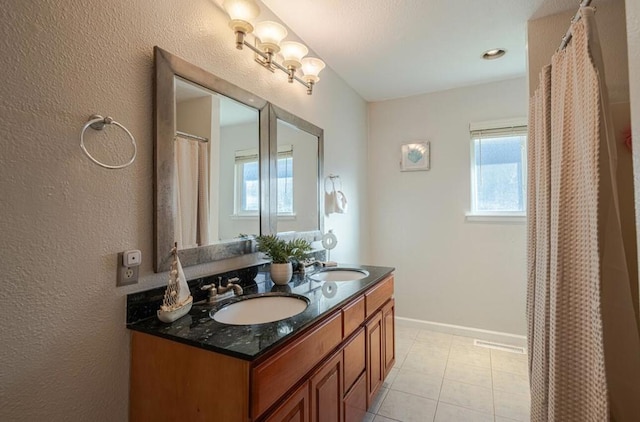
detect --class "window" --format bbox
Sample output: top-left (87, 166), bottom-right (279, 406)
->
top-left (234, 149), bottom-right (259, 215)
top-left (233, 146), bottom-right (294, 216)
top-left (277, 151), bottom-right (294, 214)
top-left (468, 119), bottom-right (527, 220)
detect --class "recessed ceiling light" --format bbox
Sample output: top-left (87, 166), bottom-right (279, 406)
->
top-left (482, 48), bottom-right (506, 60)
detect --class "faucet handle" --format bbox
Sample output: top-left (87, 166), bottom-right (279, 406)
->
top-left (201, 284), bottom-right (217, 293)
top-left (200, 284), bottom-right (218, 303)
top-left (228, 277), bottom-right (241, 284)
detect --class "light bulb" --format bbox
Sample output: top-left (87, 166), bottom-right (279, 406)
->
top-left (280, 41), bottom-right (308, 69)
top-left (222, 0), bottom-right (260, 33)
top-left (301, 57), bottom-right (326, 83)
top-left (254, 21), bottom-right (288, 54)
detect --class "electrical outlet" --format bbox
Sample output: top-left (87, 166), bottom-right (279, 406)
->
top-left (117, 252), bottom-right (139, 286)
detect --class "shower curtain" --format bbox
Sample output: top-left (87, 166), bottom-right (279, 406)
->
top-left (174, 136), bottom-right (210, 249)
top-left (527, 7), bottom-right (640, 422)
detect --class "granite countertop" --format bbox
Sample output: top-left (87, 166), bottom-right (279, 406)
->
top-left (127, 264), bottom-right (394, 361)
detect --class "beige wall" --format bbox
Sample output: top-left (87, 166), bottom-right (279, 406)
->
top-left (0, 0), bottom-right (368, 420)
top-left (367, 77), bottom-right (529, 335)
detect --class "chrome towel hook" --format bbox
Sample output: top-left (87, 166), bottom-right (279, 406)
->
top-left (80, 114), bottom-right (137, 169)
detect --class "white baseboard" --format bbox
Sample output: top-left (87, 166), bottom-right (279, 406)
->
top-left (395, 316), bottom-right (527, 348)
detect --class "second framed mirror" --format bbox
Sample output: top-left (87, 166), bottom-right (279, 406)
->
top-left (268, 105), bottom-right (324, 237)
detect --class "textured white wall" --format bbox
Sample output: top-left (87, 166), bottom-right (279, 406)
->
top-left (627, 0), bottom-right (640, 313)
top-left (0, 0), bottom-right (368, 420)
top-left (367, 77), bottom-right (529, 335)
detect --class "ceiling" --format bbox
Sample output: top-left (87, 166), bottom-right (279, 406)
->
top-left (260, 0), bottom-right (598, 101)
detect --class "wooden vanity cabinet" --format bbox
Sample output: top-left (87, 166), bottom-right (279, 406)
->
top-left (130, 274), bottom-right (395, 422)
top-left (129, 332), bottom-right (251, 422)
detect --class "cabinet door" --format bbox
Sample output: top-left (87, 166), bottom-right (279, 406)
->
top-left (365, 311), bottom-right (383, 407)
top-left (310, 352), bottom-right (343, 422)
top-left (263, 381), bottom-right (310, 422)
top-left (343, 372), bottom-right (367, 422)
top-left (343, 327), bottom-right (365, 394)
top-left (382, 299), bottom-right (395, 378)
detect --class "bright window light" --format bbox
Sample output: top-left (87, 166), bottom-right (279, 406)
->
top-left (469, 121), bottom-right (527, 218)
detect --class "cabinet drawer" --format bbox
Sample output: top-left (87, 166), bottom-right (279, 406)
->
top-left (343, 327), bottom-right (365, 394)
top-left (252, 313), bottom-right (343, 418)
top-left (365, 276), bottom-right (394, 318)
top-left (342, 296), bottom-right (364, 338)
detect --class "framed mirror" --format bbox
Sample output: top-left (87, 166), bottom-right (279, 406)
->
top-left (154, 47), bottom-right (269, 272)
top-left (268, 105), bottom-right (324, 237)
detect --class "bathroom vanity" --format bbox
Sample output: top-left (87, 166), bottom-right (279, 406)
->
top-left (138, 47), bottom-right (393, 421)
top-left (128, 265), bottom-right (395, 421)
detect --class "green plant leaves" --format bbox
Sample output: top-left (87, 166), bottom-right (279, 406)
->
top-left (256, 235), bottom-right (312, 264)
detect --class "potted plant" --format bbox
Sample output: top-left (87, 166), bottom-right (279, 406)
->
top-left (256, 235), bottom-right (312, 285)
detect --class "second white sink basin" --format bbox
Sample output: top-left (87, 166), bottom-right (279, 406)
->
top-left (309, 268), bottom-right (370, 282)
top-left (212, 294), bottom-right (309, 325)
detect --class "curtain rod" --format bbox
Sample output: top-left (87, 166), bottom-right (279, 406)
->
top-left (559, 0), bottom-right (594, 50)
top-left (176, 130), bottom-right (208, 143)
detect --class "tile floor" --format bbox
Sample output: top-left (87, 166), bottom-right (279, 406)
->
top-left (364, 327), bottom-right (530, 422)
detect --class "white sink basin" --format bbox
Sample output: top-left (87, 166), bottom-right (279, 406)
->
top-left (309, 268), bottom-right (370, 282)
top-left (212, 294), bottom-right (309, 325)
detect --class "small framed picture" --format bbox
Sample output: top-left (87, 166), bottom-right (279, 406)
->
top-left (401, 142), bottom-right (430, 171)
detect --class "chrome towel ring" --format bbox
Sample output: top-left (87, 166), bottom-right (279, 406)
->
top-left (80, 114), bottom-right (137, 169)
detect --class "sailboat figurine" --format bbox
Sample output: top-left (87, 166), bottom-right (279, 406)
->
top-left (157, 243), bottom-right (193, 323)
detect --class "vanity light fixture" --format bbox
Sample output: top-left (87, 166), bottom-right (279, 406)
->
top-left (222, 0), bottom-right (325, 95)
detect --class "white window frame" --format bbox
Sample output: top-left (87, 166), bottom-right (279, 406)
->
top-left (232, 145), bottom-right (296, 218)
top-left (233, 148), bottom-right (259, 217)
top-left (466, 118), bottom-right (528, 223)
top-left (276, 145), bottom-right (295, 217)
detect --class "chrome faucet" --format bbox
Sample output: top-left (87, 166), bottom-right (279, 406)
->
top-left (200, 277), bottom-right (243, 303)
